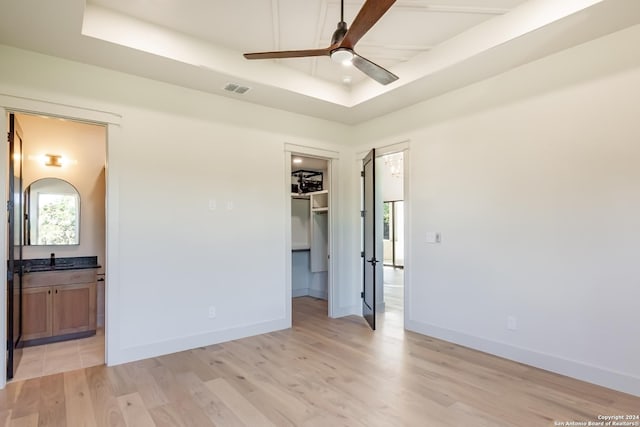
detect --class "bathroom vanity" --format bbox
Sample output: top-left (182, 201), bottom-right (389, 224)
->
top-left (20, 257), bottom-right (99, 346)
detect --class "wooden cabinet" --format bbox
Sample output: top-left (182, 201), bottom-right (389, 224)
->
top-left (22, 269), bottom-right (97, 344)
top-left (53, 283), bottom-right (97, 336)
top-left (22, 286), bottom-right (53, 341)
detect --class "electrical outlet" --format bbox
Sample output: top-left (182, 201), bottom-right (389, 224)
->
top-left (507, 315), bottom-right (517, 331)
top-left (208, 306), bottom-right (216, 319)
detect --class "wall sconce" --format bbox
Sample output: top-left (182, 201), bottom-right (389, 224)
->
top-left (27, 154), bottom-right (78, 167)
top-left (44, 154), bottom-right (62, 167)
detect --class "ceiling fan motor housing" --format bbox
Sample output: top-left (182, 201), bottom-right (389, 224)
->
top-left (331, 21), bottom-right (348, 45)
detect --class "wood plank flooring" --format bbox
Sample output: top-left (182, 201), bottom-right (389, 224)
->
top-left (1, 297), bottom-right (638, 426)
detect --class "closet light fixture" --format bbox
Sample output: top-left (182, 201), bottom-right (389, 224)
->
top-left (293, 158), bottom-right (303, 164)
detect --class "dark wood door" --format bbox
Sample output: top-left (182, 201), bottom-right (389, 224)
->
top-left (362, 149), bottom-right (377, 330)
top-left (7, 113), bottom-right (24, 379)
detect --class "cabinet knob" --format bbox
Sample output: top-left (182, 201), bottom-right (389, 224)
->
top-left (48, 290), bottom-right (51, 294)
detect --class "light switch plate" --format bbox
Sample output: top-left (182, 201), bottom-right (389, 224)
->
top-left (426, 232), bottom-right (441, 244)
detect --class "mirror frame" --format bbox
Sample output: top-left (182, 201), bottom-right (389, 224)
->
top-left (24, 177), bottom-right (80, 246)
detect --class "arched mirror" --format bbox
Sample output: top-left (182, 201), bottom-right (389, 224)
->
top-left (24, 178), bottom-right (80, 245)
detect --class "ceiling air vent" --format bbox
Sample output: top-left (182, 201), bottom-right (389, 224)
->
top-left (223, 83), bottom-right (251, 95)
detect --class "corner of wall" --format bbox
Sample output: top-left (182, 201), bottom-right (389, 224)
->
top-left (108, 317), bottom-right (290, 366)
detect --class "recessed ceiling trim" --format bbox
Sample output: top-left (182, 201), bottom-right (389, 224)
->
top-left (324, 41), bottom-right (433, 52)
top-left (394, 2), bottom-right (511, 15)
top-left (271, 0), bottom-right (280, 51)
top-left (349, 0), bottom-right (610, 104)
top-left (35, 0), bottom-right (632, 122)
top-left (82, 4), bottom-right (350, 106)
top-left (311, 0), bottom-right (330, 78)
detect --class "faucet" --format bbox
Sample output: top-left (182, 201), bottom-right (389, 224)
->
top-left (50, 252), bottom-right (55, 266)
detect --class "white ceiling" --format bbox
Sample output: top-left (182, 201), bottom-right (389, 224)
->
top-left (1, 0), bottom-right (639, 124)
top-left (88, 0), bottom-right (526, 86)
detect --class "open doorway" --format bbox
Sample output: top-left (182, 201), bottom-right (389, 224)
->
top-left (361, 149), bottom-right (406, 330)
top-left (5, 112), bottom-right (107, 382)
top-left (290, 155), bottom-right (331, 316)
top-left (381, 153), bottom-right (404, 318)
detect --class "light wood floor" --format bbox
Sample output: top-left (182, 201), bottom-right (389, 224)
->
top-left (12, 330), bottom-right (105, 382)
top-left (383, 266), bottom-right (404, 313)
top-left (1, 297), bottom-right (638, 426)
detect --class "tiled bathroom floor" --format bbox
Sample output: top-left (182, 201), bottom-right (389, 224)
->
top-left (12, 329), bottom-right (105, 382)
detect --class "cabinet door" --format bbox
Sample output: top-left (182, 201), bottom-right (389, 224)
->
top-left (22, 287), bottom-right (53, 340)
top-left (52, 283), bottom-right (97, 336)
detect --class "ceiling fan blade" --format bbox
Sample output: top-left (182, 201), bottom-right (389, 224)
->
top-left (352, 54), bottom-right (398, 85)
top-left (340, 0), bottom-right (396, 49)
top-left (244, 47), bottom-right (331, 60)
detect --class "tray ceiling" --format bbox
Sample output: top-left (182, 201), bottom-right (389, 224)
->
top-left (1, 0), bottom-right (639, 123)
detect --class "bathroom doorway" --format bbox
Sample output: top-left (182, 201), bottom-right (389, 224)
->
top-left (4, 112), bottom-right (107, 382)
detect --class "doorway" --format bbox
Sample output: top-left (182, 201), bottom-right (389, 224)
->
top-left (380, 152), bottom-right (405, 321)
top-left (383, 201), bottom-right (404, 315)
top-left (290, 154), bottom-right (331, 318)
top-left (4, 112), bottom-right (107, 382)
top-left (361, 148), bottom-right (407, 330)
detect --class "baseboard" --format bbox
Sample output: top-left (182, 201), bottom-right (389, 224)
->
top-left (292, 288), bottom-right (309, 298)
top-left (108, 317), bottom-right (290, 366)
top-left (405, 319), bottom-right (640, 397)
top-left (292, 288), bottom-right (327, 300)
top-left (331, 304), bottom-right (361, 318)
top-left (308, 288), bottom-right (327, 300)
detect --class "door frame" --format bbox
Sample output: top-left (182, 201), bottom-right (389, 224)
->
top-left (0, 94), bottom-right (121, 388)
top-left (357, 140), bottom-right (410, 324)
top-left (6, 114), bottom-right (24, 380)
top-left (284, 143), bottom-right (339, 321)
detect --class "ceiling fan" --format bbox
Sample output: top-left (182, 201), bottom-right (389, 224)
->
top-left (243, 0), bottom-right (398, 85)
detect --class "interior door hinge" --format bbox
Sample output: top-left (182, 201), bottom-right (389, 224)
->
top-left (360, 210), bottom-right (365, 218)
top-left (360, 251), bottom-right (364, 258)
top-left (360, 291), bottom-right (364, 298)
top-left (360, 171), bottom-right (364, 177)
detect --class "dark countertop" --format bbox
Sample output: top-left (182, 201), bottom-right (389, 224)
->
top-left (16, 256), bottom-right (101, 273)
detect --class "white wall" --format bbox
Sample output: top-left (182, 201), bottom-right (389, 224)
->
top-left (353, 25), bottom-right (640, 396)
top-left (0, 44), bottom-right (356, 373)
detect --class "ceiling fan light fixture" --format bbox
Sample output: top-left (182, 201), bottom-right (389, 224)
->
top-left (331, 48), bottom-right (353, 66)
